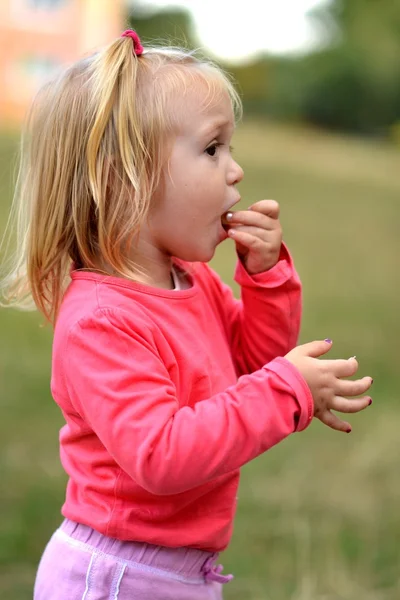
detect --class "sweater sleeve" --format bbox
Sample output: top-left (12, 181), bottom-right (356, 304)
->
top-left (62, 308), bottom-right (313, 496)
top-left (203, 243), bottom-right (302, 375)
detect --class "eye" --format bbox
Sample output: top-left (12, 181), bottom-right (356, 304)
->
top-left (205, 142), bottom-right (222, 157)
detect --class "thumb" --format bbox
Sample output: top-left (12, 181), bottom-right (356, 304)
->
top-left (297, 339), bottom-right (333, 359)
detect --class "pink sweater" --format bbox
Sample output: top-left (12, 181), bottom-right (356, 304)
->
top-left (51, 246), bottom-right (313, 552)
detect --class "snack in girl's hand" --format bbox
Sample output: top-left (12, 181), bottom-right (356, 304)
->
top-left (221, 211), bottom-right (234, 230)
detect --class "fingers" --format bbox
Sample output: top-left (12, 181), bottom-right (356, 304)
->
top-left (323, 357), bottom-right (359, 378)
top-left (317, 390), bottom-right (372, 434)
top-left (229, 225), bottom-right (274, 241)
top-left (335, 376), bottom-right (373, 398)
top-left (318, 410), bottom-right (352, 433)
top-left (330, 395), bottom-right (372, 413)
top-left (296, 339), bottom-right (333, 359)
top-left (224, 209), bottom-right (279, 230)
top-left (228, 229), bottom-right (266, 249)
top-left (317, 393), bottom-right (372, 433)
top-left (248, 199), bottom-right (280, 218)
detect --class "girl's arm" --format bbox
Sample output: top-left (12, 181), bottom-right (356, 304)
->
top-left (60, 308), bottom-right (312, 496)
top-left (200, 242), bottom-right (302, 375)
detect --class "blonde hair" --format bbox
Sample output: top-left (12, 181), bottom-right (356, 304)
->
top-left (0, 36), bottom-right (242, 324)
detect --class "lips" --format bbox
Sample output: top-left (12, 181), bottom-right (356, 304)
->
top-left (224, 197), bottom-right (241, 214)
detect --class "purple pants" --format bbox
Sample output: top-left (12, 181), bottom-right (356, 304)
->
top-left (34, 520), bottom-right (231, 599)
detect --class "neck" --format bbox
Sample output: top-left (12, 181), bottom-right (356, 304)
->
top-left (94, 241), bottom-right (174, 290)
top-left (96, 220), bottom-right (176, 289)
top-left (131, 237), bottom-right (174, 290)
top-left (139, 255), bottom-right (175, 289)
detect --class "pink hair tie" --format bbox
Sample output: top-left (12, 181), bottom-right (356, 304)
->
top-left (121, 29), bottom-right (144, 56)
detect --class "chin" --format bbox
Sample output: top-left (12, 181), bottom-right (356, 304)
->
top-left (201, 249), bottom-right (216, 263)
top-left (196, 243), bottom-right (217, 263)
top-left (176, 245), bottom-right (216, 264)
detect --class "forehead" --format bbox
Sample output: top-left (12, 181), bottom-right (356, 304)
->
top-left (172, 79), bottom-right (235, 137)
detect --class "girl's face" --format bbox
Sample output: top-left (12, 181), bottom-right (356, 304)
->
top-left (145, 88), bottom-right (244, 265)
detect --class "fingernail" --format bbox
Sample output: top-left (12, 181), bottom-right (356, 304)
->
top-left (324, 338), bottom-right (332, 344)
top-left (346, 428), bottom-right (352, 433)
top-left (370, 378), bottom-right (374, 385)
top-left (368, 398), bottom-right (373, 406)
top-left (349, 355), bottom-right (357, 360)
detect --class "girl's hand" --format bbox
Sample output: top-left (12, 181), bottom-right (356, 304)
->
top-left (224, 200), bottom-right (282, 274)
top-left (285, 340), bottom-right (373, 433)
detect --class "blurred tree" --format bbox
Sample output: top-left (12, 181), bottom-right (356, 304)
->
top-left (125, 0), bottom-right (400, 137)
top-left (298, 0), bottom-right (400, 134)
top-left (128, 3), bottom-right (197, 49)
top-left (227, 0), bottom-right (400, 136)
top-left (228, 60), bottom-right (271, 114)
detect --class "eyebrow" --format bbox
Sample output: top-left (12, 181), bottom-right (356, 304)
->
top-left (201, 119), bottom-right (234, 139)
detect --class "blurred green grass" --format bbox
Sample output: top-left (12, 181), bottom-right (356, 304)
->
top-left (0, 120), bottom-right (399, 599)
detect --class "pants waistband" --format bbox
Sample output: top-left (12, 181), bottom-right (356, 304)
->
top-left (59, 519), bottom-right (218, 580)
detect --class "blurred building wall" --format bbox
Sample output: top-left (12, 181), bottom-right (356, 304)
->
top-left (0, 0), bottom-right (124, 126)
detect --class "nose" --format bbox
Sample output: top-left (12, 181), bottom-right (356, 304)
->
top-left (228, 158), bottom-right (244, 186)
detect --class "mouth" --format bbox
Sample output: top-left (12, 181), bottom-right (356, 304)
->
top-left (221, 197), bottom-right (241, 232)
top-left (224, 196), bottom-right (241, 214)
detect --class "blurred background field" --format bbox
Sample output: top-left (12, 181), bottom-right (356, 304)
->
top-left (1, 1), bottom-right (400, 599)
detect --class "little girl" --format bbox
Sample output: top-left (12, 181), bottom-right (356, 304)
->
top-left (1, 30), bottom-right (373, 600)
